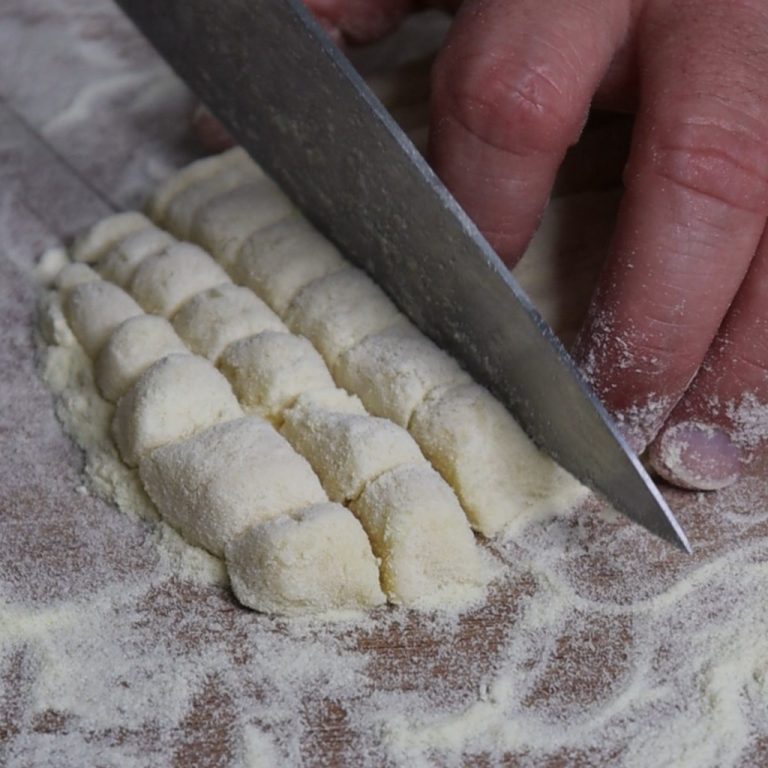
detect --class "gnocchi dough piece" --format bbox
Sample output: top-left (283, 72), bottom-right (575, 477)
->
top-left (55, 263), bottom-right (100, 296)
top-left (351, 464), bottom-right (490, 607)
top-left (190, 180), bottom-right (294, 270)
top-left (98, 227), bottom-right (176, 288)
top-left (334, 324), bottom-right (471, 428)
top-left (139, 417), bottom-right (327, 557)
top-left (94, 315), bottom-right (189, 402)
top-left (63, 281), bottom-right (143, 357)
top-left (281, 389), bottom-right (423, 502)
top-left (218, 331), bottom-right (335, 424)
top-left (226, 502), bottom-right (385, 615)
top-left (71, 212), bottom-right (151, 263)
top-left (162, 165), bottom-right (263, 239)
top-left (233, 216), bottom-right (346, 312)
top-left (129, 243), bottom-right (230, 318)
top-left (410, 383), bottom-right (588, 536)
top-left (285, 268), bottom-right (403, 366)
top-left (112, 353), bottom-right (242, 466)
top-left (146, 147), bottom-right (257, 221)
top-left (172, 284), bottom-right (286, 362)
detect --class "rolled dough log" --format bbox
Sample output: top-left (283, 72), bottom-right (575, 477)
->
top-left (226, 502), bottom-right (386, 615)
top-left (94, 315), bottom-right (189, 402)
top-left (55, 263), bottom-right (100, 296)
top-left (281, 388), bottom-right (423, 502)
top-left (147, 147), bottom-right (257, 221)
top-left (285, 268), bottom-right (403, 366)
top-left (139, 417), bottom-right (327, 557)
top-left (410, 383), bottom-right (588, 536)
top-left (71, 212), bottom-right (151, 263)
top-left (334, 324), bottom-right (471, 428)
top-left (233, 216), bottom-right (346, 313)
top-left (97, 227), bottom-right (176, 288)
top-left (129, 243), bottom-right (230, 318)
top-left (190, 180), bottom-right (294, 270)
top-left (162, 165), bottom-right (263, 239)
top-left (350, 464), bottom-right (490, 607)
top-left (172, 284), bottom-right (286, 362)
top-left (218, 331), bottom-right (335, 424)
top-left (112, 353), bottom-right (242, 466)
top-left (63, 280), bottom-right (143, 357)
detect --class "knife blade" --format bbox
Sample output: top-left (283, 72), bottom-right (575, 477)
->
top-left (114, 0), bottom-right (691, 553)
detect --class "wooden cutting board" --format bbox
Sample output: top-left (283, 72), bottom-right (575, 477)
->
top-left (1, 2), bottom-right (766, 766)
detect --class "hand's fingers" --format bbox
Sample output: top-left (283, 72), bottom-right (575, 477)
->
top-left (305, 0), bottom-right (413, 43)
top-left (574, 0), bottom-right (768, 452)
top-left (647, 229), bottom-right (768, 489)
top-left (429, 0), bottom-right (630, 263)
top-left (192, 105), bottom-right (235, 153)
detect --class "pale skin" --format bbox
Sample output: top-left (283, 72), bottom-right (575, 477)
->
top-left (196, 0), bottom-right (768, 491)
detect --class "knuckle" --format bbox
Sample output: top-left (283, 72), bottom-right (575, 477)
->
top-left (432, 51), bottom-right (580, 155)
top-left (646, 108), bottom-right (768, 214)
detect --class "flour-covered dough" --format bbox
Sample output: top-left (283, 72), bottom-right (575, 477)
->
top-left (55, 263), bottom-right (100, 296)
top-left (410, 383), bottom-right (587, 536)
top-left (281, 389), bottom-right (423, 502)
top-left (351, 464), bottom-right (489, 607)
top-left (129, 242), bottom-right (230, 318)
top-left (190, 180), bottom-right (294, 269)
top-left (226, 502), bottom-right (385, 615)
top-left (218, 331), bottom-right (335, 424)
top-left (98, 227), bottom-right (176, 288)
top-left (147, 147), bottom-right (257, 221)
top-left (112, 354), bottom-right (242, 466)
top-left (233, 216), bottom-right (346, 312)
top-left (139, 417), bottom-right (327, 557)
top-left (286, 268), bottom-right (403, 366)
top-left (94, 315), bottom-right (189, 402)
top-left (172, 284), bottom-right (286, 362)
top-left (335, 324), bottom-right (470, 427)
top-left (63, 281), bottom-right (143, 357)
top-left (162, 166), bottom-right (263, 239)
top-left (71, 212), bottom-right (151, 263)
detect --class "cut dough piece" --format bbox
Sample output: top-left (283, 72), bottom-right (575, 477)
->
top-left (233, 216), bottom-right (346, 312)
top-left (334, 324), bottom-right (471, 428)
top-left (63, 281), bottom-right (143, 357)
top-left (162, 165), bottom-right (263, 239)
top-left (112, 353), bottom-right (242, 466)
top-left (351, 464), bottom-right (490, 607)
top-left (226, 503), bottom-right (385, 615)
top-left (218, 331), bottom-right (335, 424)
top-left (94, 315), bottom-right (189, 402)
top-left (285, 268), bottom-right (403, 366)
top-left (55, 263), bottom-right (100, 296)
top-left (71, 212), bottom-right (151, 263)
top-left (98, 227), bottom-right (176, 288)
top-left (146, 147), bottom-right (257, 221)
top-left (139, 417), bottom-right (327, 557)
top-left (129, 242), bottom-right (230, 318)
top-left (410, 383), bottom-right (588, 536)
top-left (281, 390), bottom-right (423, 502)
top-left (172, 284), bottom-right (286, 362)
top-left (190, 180), bottom-right (294, 270)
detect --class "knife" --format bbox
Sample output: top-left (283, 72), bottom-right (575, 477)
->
top-left (114, 0), bottom-right (691, 553)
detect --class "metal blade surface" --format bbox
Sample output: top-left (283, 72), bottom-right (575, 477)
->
top-left (114, 0), bottom-right (691, 552)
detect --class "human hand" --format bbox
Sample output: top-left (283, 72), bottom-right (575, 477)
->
top-left (311, 0), bottom-right (768, 491)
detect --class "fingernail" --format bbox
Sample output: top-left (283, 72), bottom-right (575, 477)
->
top-left (648, 421), bottom-right (742, 491)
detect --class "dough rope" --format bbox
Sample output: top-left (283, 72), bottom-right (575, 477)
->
top-left (40, 145), bottom-right (589, 615)
top-left (153, 147), bottom-right (588, 537)
top-left (45, 261), bottom-right (384, 615)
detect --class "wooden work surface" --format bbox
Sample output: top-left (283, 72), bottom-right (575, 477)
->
top-left (2, 2), bottom-right (767, 766)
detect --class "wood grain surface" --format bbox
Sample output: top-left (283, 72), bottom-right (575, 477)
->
top-left (2, 2), bottom-right (767, 766)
